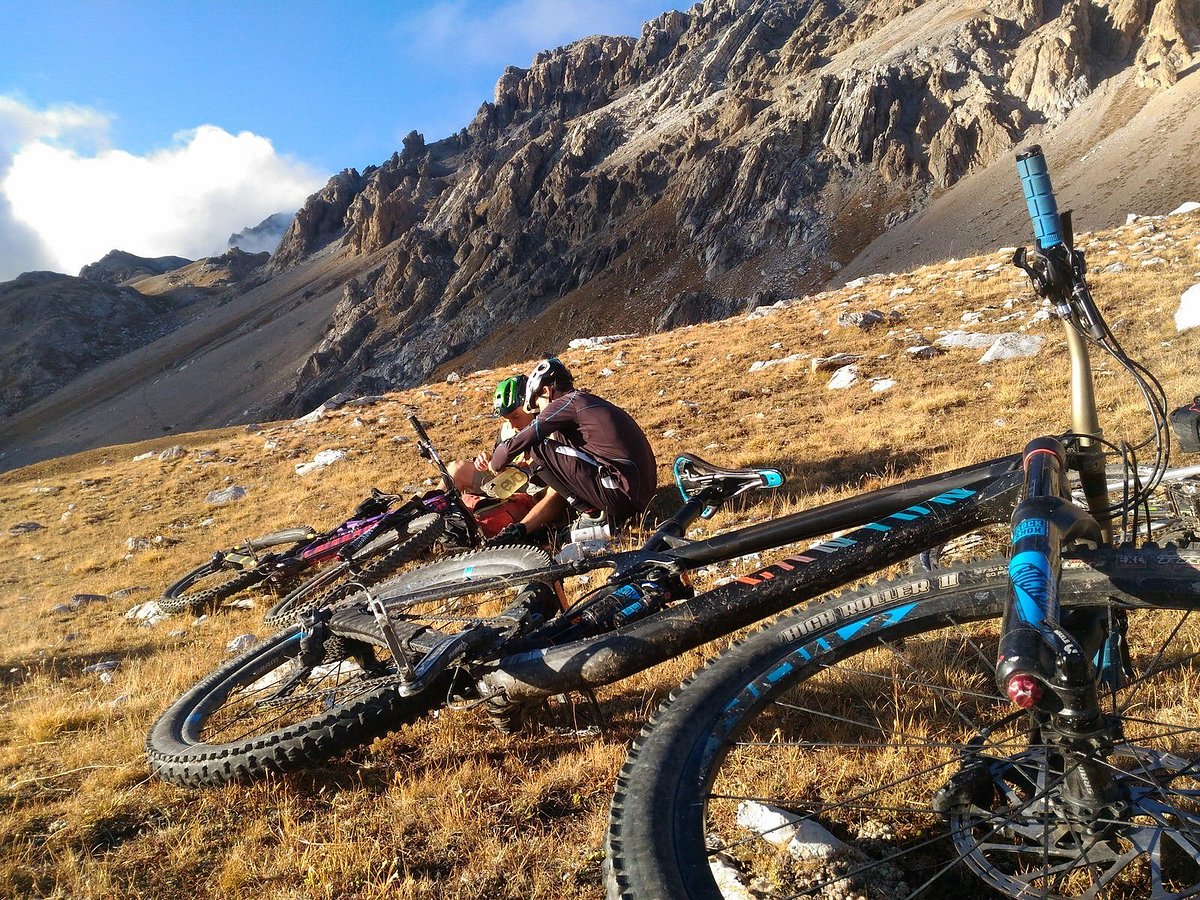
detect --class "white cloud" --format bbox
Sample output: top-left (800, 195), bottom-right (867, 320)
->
top-left (406, 0), bottom-right (662, 69)
top-left (0, 96), bottom-right (325, 280)
top-left (0, 95), bottom-right (111, 151)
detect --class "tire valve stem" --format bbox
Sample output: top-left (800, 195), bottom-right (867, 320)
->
top-left (1006, 674), bottom-right (1043, 709)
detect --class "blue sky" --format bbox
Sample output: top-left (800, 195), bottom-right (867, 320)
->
top-left (0, 0), bottom-right (679, 279)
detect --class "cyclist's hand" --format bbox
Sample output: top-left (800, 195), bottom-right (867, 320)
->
top-left (474, 450), bottom-right (494, 473)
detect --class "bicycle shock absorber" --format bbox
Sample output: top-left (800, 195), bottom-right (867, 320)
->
top-left (550, 572), bottom-right (694, 643)
top-left (998, 438), bottom-right (1125, 829)
top-left (997, 438), bottom-right (1103, 709)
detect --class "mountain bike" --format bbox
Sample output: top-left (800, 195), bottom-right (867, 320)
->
top-left (144, 149), bottom-right (1200, 897)
top-left (159, 416), bottom-right (486, 623)
top-left (604, 152), bottom-right (1200, 898)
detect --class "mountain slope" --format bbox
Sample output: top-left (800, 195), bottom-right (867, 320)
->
top-left (0, 272), bottom-right (187, 419)
top-left (1, 207), bottom-right (1198, 898)
top-left (269, 0), bottom-right (1199, 407)
top-left (2, 0), bottom-right (1196, 471)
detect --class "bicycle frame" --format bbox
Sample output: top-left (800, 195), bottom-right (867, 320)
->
top-left (477, 455), bottom-right (1024, 703)
top-left (474, 152), bottom-right (1122, 709)
top-left (355, 146), bottom-right (1161, 771)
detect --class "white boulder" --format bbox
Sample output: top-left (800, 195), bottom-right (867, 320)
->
top-left (568, 334), bottom-right (639, 350)
top-left (749, 354), bottom-right (801, 373)
top-left (934, 330), bottom-right (999, 350)
top-left (1176, 284), bottom-right (1200, 332)
top-left (295, 449), bottom-right (347, 476)
top-left (827, 364), bottom-right (860, 389)
top-left (735, 800), bottom-right (851, 860)
top-left (979, 334), bottom-right (1045, 363)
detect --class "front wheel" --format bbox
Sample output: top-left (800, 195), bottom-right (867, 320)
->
top-left (606, 548), bottom-right (1200, 900)
top-left (146, 621), bottom-right (439, 787)
top-left (260, 513), bottom-right (447, 628)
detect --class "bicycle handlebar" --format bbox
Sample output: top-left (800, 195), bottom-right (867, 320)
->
top-left (407, 414), bottom-right (433, 446)
top-left (1016, 145), bottom-right (1064, 250)
top-left (407, 412), bottom-right (483, 548)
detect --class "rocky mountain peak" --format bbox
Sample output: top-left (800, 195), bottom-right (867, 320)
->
top-left (78, 250), bottom-right (191, 285)
top-left (254, 0), bottom-right (1200, 416)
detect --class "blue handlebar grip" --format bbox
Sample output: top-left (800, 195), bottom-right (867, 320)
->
top-left (1016, 145), bottom-right (1063, 250)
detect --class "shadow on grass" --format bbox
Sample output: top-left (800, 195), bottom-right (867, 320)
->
top-left (279, 679), bottom-right (674, 797)
top-left (0, 641), bottom-right (164, 685)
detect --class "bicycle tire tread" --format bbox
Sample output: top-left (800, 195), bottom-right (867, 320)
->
top-left (604, 547), bottom-right (1200, 899)
top-left (159, 566), bottom-right (265, 615)
top-left (260, 514), bottom-right (447, 628)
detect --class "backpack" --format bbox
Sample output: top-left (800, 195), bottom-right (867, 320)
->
top-left (459, 491), bottom-right (538, 538)
top-left (1171, 397), bottom-right (1200, 454)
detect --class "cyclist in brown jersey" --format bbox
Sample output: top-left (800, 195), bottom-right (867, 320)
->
top-left (477, 357), bottom-right (657, 545)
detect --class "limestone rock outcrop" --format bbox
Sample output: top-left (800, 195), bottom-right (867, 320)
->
top-left (263, 0), bottom-right (1195, 412)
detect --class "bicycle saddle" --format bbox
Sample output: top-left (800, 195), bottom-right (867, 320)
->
top-left (673, 454), bottom-right (784, 500)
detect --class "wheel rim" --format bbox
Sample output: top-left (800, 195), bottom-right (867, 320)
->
top-left (186, 631), bottom-right (399, 747)
top-left (694, 605), bottom-right (1200, 899)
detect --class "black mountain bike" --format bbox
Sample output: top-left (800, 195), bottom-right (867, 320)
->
top-left (145, 150), bottom-right (1200, 898)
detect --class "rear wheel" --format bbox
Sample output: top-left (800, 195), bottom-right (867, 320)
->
top-left (606, 548), bottom-right (1200, 899)
top-left (147, 547), bottom-right (556, 786)
top-left (159, 560), bottom-right (267, 615)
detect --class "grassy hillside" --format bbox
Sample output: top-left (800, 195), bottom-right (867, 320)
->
top-left (1, 210), bottom-right (1198, 899)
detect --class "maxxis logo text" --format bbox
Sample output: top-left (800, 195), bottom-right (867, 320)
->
top-left (780, 579), bottom-right (931, 641)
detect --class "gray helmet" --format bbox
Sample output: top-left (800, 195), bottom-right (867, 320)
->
top-left (524, 356), bottom-right (573, 411)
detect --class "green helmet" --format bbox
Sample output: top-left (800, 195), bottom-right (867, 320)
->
top-left (493, 375), bottom-right (527, 417)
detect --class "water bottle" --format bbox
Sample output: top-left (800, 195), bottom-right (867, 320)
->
top-left (555, 539), bottom-right (610, 563)
top-left (569, 521), bottom-right (611, 543)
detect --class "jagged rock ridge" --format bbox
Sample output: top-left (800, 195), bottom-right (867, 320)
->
top-left (263, 0), bottom-right (1194, 414)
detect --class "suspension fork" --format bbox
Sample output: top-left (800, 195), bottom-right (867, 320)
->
top-left (996, 437), bottom-right (1125, 829)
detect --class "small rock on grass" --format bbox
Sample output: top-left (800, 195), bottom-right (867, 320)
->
top-left (227, 634), bottom-right (258, 655)
top-left (206, 486), bottom-right (248, 505)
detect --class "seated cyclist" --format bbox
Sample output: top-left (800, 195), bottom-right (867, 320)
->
top-left (447, 375), bottom-right (535, 495)
top-left (481, 356), bottom-right (657, 545)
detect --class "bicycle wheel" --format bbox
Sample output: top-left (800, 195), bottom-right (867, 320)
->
top-left (607, 548), bottom-right (1200, 900)
top-left (260, 513), bottom-right (447, 628)
top-left (335, 546), bottom-right (560, 731)
top-left (159, 559), bottom-right (267, 615)
top-left (148, 546), bottom-right (556, 787)
top-left (359, 545), bottom-right (559, 635)
top-left (146, 620), bottom-right (440, 787)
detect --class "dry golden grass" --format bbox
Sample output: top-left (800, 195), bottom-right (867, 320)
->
top-left (1, 211), bottom-right (1199, 898)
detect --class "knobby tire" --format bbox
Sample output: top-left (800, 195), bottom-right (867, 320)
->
top-left (606, 546), bottom-right (1200, 900)
top-left (260, 513), bottom-right (447, 628)
top-left (159, 562), bottom-right (266, 615)
top-left (147, 545), bottom-right (555, 787)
